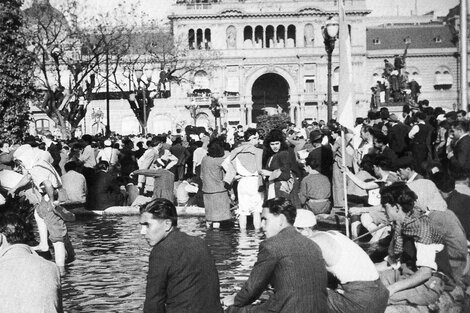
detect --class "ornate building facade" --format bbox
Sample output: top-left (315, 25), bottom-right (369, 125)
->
top-left (30, 0), bottom-right (464, 136)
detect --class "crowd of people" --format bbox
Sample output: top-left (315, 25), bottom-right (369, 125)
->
top-left (0, 100), bottom-right (470, 312)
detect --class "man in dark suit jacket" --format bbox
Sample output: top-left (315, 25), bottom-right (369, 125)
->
top-left (225, 198), bottom-right (328, 313)
top-left (448, 120), bottom-right (470, 173)
top-left (42, 132), bottom-right (62, 175)
top-left (387, 114), bottom-right (410, 157)
top-left (140, 198), bottom-right (223, 313)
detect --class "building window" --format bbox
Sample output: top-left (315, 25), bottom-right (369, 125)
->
top-left (204, 28), bottom-right (211, 49)
top-left (277, 25), bottom-right (286, 48)
top-left (405, 68), bottom-right (421, 86)
top-left (404, 36), bottom-right (411, 44)
top-left (372, 38), bottom-right (380, 45)
top-left (194, 70), bottom-right (210, 89)
top-left (305, 77), bottom-right (315, 94)
top-left (196, 29), bottom-right (203, 49)
top-left (243, 26), bottom-right (253, 48)
top-left (333, 67), bottom-right (339, 92)
top-left (35, 119), bottom-right (51, 133)
top-left (254, 25), bottom-right (264, 48)
top-left (266, 25), bottom-right (275, 48)
top-left (188, 29), bottom-right (195, 49)
top-left (287, 24), bottom-right (296, 47)
top-left (434, 67), bottom-right (453, 90)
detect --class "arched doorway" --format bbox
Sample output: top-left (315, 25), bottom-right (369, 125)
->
top-left (251, 73), bottom-right (289, 124)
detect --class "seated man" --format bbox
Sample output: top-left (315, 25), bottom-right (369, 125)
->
top-left (139, 198), bottom-right (223, 313)
top-left (298, 155), bottom-right (331, 214)
top-left (60, 161), bottom-right (87, 204)
top-left (0, 213), bottom-right (63, 313)
top-left (376, 182), bottom-right (453, 307)
top-left (224, 198), bottom-right (328, 313)
top-left (294, 209), bottom-right (389, 313)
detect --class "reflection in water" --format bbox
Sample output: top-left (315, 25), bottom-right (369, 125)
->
top-left (62, 216), bottom-right (263, 312)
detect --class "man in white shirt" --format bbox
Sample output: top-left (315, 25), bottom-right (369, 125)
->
top-left (96, 140), bottom-right (119, 168)
top-left (61, 161), bottom-right (87, 204)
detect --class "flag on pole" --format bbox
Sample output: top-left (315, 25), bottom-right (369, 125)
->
top-left (337, 0), bottom-right (355, 131)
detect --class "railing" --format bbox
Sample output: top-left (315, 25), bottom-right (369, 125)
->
top-left (186, 3), bottom-right (212, 9)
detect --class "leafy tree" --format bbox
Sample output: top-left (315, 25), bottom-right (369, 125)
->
top-left (107, 21), bottom-right (219, 134)
top-left (0, 0), bottom-right (36, 142)
top-left (23, 0), bottom-right (137, 138)
top-left (256, 113), bottom-right (291, 137)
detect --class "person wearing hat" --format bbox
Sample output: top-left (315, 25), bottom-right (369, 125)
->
top-left (306, 129), bottom-right (333, 180)
top-left (387, 113), bottom-right (410, 158)
top-left (96, 139), bottom-right (120, 175)
top-left (294, 209), bottom-right (388, 313)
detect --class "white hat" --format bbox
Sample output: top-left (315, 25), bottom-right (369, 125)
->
top-left (294, 209), bottom-right (317, 228)
top-left (436, 114), bottom-right (446, 122)
top-left (104, 140), bottom-right (112, 147)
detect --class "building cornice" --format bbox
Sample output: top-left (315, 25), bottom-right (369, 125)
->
top-left (367, 48), bottom-right (457, 58)
top-left (168, 10), bottom-right (371, 21)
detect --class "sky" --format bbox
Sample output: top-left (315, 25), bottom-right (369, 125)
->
top-left (23, 0), bottom-right (461, 22)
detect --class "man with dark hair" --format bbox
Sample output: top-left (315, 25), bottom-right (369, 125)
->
top-left (139, 198), bottom-right (223, 313)
top-left (376, 182), bottom-right (453, 307)
top-left (387, 113), bottom-right (410, 157)
top-left (427, 172), bottom-right (469, 289)
top-left (60, 161), bottom-right (87, 204)
top-left (225, 197), bottom-right (328, 313)
top-left (448, 120), bottom-right (470, 174)
top-left (299, 155), bottom-right (331, 214)
top-left (306, 129), bottom-right (333, 180)
top-left (42, 131), bottom-right (62, 175)
top-left (408, 111), bottom-right (433, 173)
top-left (0, 213), bottom-right (63, 312)
top-left (395, 156), bottom-right (447, 212)
top-left (373, 131), bottom-right (398, 169)
top-left (431, 172), bottom-right (470, 240)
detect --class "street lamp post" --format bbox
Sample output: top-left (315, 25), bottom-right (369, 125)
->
top-left (322, 17), bottom-right (339, 122)
top-left (135, 68), bottom-right (154, 135)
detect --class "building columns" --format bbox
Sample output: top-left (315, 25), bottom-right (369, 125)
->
top-left (246, 101), bottom-right (253, 126)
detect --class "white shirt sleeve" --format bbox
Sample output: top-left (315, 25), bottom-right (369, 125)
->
top-left (415, 242), bottom-right (444, 271)
top-left (408, 125), bottom-right (419, 139)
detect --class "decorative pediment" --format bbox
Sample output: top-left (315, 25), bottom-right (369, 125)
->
top-left (297, 7), bottom-right (323, 14)
top-left (219, 8), bottom-right (244, 15)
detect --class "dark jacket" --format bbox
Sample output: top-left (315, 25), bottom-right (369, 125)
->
top-left (87, 170), bottom-right (123, 210)
top-left (144, 229), bottom-right (223, 313)
top-left (388, 122), bottom-right (410, 155)
top-left (450, 135), bottom-right (470, 172)
top-left (231, 226), bottom-right (328, 313)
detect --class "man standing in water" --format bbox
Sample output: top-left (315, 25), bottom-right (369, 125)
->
top-left (139, 198), bottom-right (223, 313)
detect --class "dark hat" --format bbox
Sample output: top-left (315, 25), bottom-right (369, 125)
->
top-left (309, 129), bottom-right (323, 143)
top-left (445, 111), bottom-right (458, 120)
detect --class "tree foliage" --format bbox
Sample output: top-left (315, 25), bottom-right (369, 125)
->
top-left (108, 20), bottom-right (219, 134)
top-left (0, 0), bottom-right (36, 142)
top-left (256, 113), bottom-right (291, 137)
top-left (23, 0), bottom-right (138, 138)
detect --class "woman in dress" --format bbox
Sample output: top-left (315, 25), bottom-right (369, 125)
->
top-left (261, 129), bottom-right (295, 201)
top-left (200, 138), bottom-right (231, 228)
